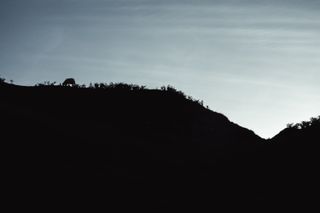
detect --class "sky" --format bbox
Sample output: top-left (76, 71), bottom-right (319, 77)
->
top-left (1, 0), bottom-right (320, 138)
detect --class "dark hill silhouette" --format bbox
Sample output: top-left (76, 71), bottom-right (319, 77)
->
top-left (0, 80), bottom-right (319, 210)
top-left (264, 116), bottom-right (320, 207)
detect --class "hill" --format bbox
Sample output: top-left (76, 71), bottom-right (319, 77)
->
top-left (265, 116), bottom-right (320, 206)
top-left (1, 81), bottom-right (319, 210)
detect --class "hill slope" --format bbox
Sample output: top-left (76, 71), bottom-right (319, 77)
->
top-left (1, 82), bottom-right (319, 210)
top-left (268, 118), bottom-right (320, 202)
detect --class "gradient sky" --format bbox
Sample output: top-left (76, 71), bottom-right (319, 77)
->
top-left (1, 0), bottom-right (319, 138)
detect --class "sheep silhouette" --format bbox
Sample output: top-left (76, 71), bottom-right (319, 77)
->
top-left (62, 78), bottom-right (76, 87)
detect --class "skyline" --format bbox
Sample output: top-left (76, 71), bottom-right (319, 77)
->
top-left (1, 0), bottom-right (320, 138)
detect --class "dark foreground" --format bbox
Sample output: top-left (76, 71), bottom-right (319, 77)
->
top-left (1, 82), bottom-right (319, 211)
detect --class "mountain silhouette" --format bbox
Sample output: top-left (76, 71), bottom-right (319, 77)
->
top-left (1, 81), bottom-right (318, 210)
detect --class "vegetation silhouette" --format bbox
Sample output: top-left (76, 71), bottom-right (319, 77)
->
top-left (286, 116), bottom-right (320, 129)
top-left (1, 78), bottom-right (319, 211)
top-left (62, 78), bottom-right (76, 87)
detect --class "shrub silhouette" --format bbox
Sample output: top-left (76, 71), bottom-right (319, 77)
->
top-left (35, 80), bottom-right (208, 107)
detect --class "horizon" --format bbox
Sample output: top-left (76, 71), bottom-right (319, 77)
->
top-left (1, 78), bottom-right (317, 139)
top-left (1, 0), bottom-right (320, 138)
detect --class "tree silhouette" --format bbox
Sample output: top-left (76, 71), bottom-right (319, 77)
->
top-left (310, 116), bottom-right (320, 126)
top-left (62, 78), bottom-right (76, 87)
top-left (287, 116), bottom-right (320, 130)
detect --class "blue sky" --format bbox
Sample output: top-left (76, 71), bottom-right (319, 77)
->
top-left (1, 0), bottom-right (320, 138)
